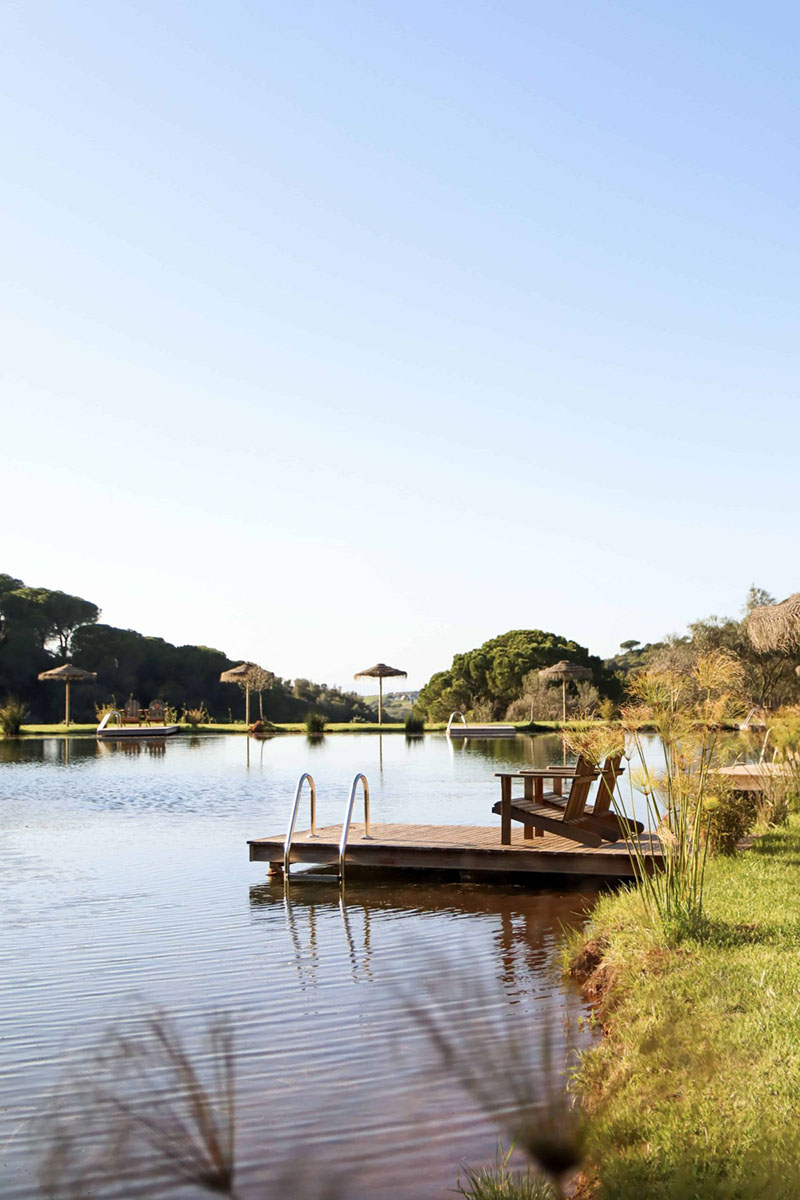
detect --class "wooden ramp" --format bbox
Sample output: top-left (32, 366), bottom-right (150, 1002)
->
top-left (249, 822), bottom-right (662, 880)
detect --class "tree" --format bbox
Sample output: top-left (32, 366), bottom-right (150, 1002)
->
top-left (744, 585), bottom-right (776, 615)
top-left (0, 585), bottom-right (98, 656)
top-left (417, 629), bottom-right (616, 721)
top-left (688, 609), bottom-right (798, 710)
top-left (43, 591), bottom-right (100, 658)
top-left (245, 664), bottom-right (275, 720)
top-left (619, 639), bottom-right (641, 651)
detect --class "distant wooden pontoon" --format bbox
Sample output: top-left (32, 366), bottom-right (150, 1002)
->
top-left (446, 711), bottom-right (516, 738)
top-left (713, 763), bottom-right (791, 793)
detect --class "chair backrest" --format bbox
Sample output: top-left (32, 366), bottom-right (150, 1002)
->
top-left (593, 754), bottom-right (624, 815)
top-left (148, 699), bottom-right (166, 722)
top-left (564, 755), bottom-right (598, 822)
top-left (124, 698), bottom-right (141, 719)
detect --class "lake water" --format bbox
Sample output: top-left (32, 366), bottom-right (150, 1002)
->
top-left (1, 732), bottom-right (613, 1199)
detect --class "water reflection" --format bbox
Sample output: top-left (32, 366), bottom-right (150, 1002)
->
top-left (250, 876), bottom-right (600, 1003)
top-left (448, 733), bottom-right (563, 766)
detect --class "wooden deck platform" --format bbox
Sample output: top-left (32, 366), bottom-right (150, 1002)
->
top-left (713, 763), bottom-right (791, 792)
top-left (249, 823), bottom-right (662, 880)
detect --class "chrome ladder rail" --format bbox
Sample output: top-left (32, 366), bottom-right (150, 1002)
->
top-left (284, 772), bottom-right (318, 876)
top-left (446, 710), bottom-right (468, 736)
top-left (338, 773), bottom-right (372, 883)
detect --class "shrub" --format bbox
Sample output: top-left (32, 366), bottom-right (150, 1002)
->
top-left (249, 719), bottom-right (278, 735)
top-left (703, 783), bottom-right (759, 856)
top-left (456, 1143), bottom-right (555, 1199)
top-left (0, 697), bottom-right (28, 736)
top-left (181, 705), bottom-right (209, 727)
top-left (404, 713), bottom-right (425, 734)
top-left (94, 699), bottom-right (118, 722)
top-left (598, 697), bottom-right (616, 722)
top-left (305, 711), bottom-right (326, 735)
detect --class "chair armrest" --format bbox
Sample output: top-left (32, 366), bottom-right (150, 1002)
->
top-left (519, 767), bottom-right (598, 778)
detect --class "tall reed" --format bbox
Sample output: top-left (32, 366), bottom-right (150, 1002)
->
top-left (565, 651), bottom-right (747, 939)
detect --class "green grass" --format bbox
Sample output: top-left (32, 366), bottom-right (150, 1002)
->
top-left (10, 721), bottom-right (417, 736)
top-left (10, 718), bottom-right (649, 737)
top-left (568, 816), bottom-right (800, 1198)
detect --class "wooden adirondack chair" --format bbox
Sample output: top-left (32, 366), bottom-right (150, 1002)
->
top-left (143, 699), bottom-right (167, 725)
top-left (493, 755), bottom-right (611, 847)
top-left (121, 697), bottom-right (141, 726)
top-left (538, 754), bottom-right (645, 837)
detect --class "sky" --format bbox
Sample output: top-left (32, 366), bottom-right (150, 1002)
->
top-left (2, 1), bottom-right (799, 694)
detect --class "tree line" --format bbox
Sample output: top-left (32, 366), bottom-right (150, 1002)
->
top-left (0, 573), bottom-right (374, 724)
top-left (414, 588), bottom-right (800, 722)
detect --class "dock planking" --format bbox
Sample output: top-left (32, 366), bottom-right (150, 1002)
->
top-left (249, 822), bottom-right (662, 880)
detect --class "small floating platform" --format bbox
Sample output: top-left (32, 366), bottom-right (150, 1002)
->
top-left (447, 725), bottom-right (517, 738)
top-left (97, 723), bottom-right (179, 739)
top-left (445, 711), bottom-right (517, 738)
top-left (249, 823), bottom-right (662, 880)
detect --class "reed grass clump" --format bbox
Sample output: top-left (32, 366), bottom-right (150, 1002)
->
top-left (40, 1010), bottom-right (238, 1199)
top-left (407, 970), bottom-right (586, 1200)
top-left (456, 1142), bottom-right (555, 1199)
top-left (565, 650), bottom-right (749, 941)
top-left (404, 713), bottom-right (425, 734)
top-left (0, 696), bottom-right (28, 736)
top-left (305, 711), bottom-right (326, 734)
top-left (181, 703), bottom-right (209, 726)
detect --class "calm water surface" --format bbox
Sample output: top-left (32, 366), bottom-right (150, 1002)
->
top-left (2, 732), bottom-right (608, 1198)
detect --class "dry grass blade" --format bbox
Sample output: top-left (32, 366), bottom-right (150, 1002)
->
top-left (403, 968), bottom-right (585, 1196)
top-left (40, 1009), bottom-right (239, 1199)
top-left (104, 1011), bottom-right (237, 1194)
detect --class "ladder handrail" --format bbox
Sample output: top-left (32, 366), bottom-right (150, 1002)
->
top-left (284, 772), bottom-right (318, 874)
top-left (97, 710), bottom-right (122, 733)
top-left (338, 772), bottom-right (372, 879)
top-left (446, 710), bottom-right (468, 736)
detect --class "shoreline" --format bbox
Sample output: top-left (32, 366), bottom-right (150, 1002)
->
top-left (4, 718), bottom-right (744, 739)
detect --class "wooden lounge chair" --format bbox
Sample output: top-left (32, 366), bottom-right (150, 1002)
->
top-left (493, 755), bottom-right (613, 847)
top-left (536, 754), bottom-right (645, 837)
top-left (143, 699), bottom-right (167, 725)
top-left (121, 698), bottom-right (141, 726)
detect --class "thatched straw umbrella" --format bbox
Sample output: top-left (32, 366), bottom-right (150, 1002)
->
top-left (354, 662), bottom-right (407, 725)
top-left (747, 594), bottom-right (800, 653)
top-left (539, 660), bottom-right (593, 721)
top-left (38, 662), bottom-right (97, 726)
top-left (219, 662), bottom-right (256, 725)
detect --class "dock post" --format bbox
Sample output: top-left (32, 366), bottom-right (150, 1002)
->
top-left (268, 860), bottom-right (284, 879)
top-left (523, 776), bottom-right (534, 839)
top-left (500, 776), bottom-right (512, 845)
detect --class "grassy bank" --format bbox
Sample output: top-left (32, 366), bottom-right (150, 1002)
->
top-left (11, 719), bottom-right (600, 736)
top-left (12, 721), bottom-right (414, 736)
top-left (567, 817), bottom-right (800, 1199)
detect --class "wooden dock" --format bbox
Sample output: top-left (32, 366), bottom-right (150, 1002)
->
top-left (249, 822), bottom-right (662, 880)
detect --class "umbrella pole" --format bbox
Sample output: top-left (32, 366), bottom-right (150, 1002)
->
top-left (245, 684), bottom-right (250, 727)
top-left (562, 680), bottom-right (567, 723)
top-left (378, 678), bottom-right (383, 726)
top-left (65, 680), bottom-right (70, 727)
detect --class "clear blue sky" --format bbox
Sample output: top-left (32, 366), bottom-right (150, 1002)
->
top-left (2, 1), bottom-right (798, 693)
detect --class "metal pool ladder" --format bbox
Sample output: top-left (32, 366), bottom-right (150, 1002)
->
top-left (446, 710), bottom-right (468, 736)
top-left (283, 772), bottom-right (372, 886)
top-left (284, 772), bottom-right (318, 875)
